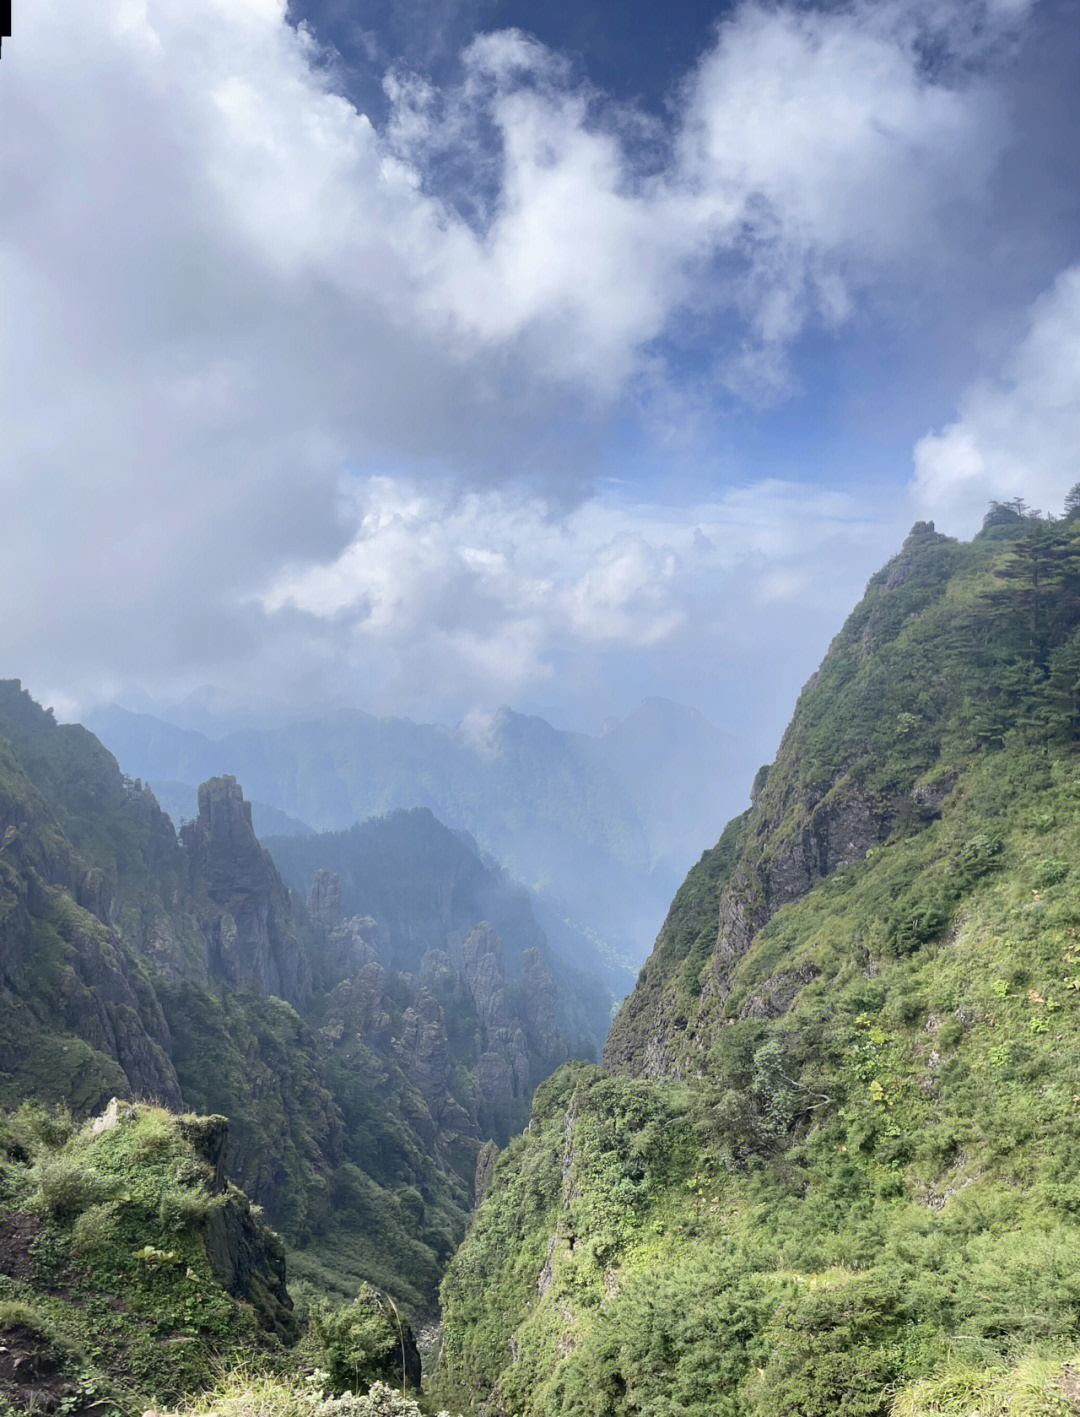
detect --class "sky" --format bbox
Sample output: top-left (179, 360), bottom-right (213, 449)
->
top-left (1, 0), bottom-right (1078, 770)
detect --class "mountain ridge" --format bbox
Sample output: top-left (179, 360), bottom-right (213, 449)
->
top-left (435, 502), bottom-right (1080, 1417)
top-left (85, 696), bottom-right (747, 989)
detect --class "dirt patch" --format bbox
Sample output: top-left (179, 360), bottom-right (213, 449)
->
top-left (0, 1320), bottom-right (104, 1416)
top-left (0, 1212), bottom-right (40, 1282)
top-left (1060, 1363), bottom-right (1080, 1413)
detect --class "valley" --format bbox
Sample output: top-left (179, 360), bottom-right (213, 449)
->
top-left (5, 503), bottom-right (1080, 1416)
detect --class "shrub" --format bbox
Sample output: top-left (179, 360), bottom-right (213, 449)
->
top-left (1034, 856), bottom-right (1068, 888)
top-left (158, 1183), bottom-right (214, 1231)
top-left (0, 1298), bottom-right (55, 1339)
top-left (0, 1101), bottom-right (74, 1159)
top-left (308, 1287), bottom-right (403, 1396)
top-left (320, 1382), bottom-right (422, 1417)
top-left (0, 1299), bottom-right (87, 1366)
top-left (71, 1199), bottom-right (120, 1255)
top-left (32, 1154), bottom-right (110, 1220)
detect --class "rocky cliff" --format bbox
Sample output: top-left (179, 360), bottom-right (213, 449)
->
top-left (182, 775), bottom-right (311, 1005)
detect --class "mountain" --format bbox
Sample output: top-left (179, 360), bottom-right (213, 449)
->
top-left (85, 699), bottom-right (748, 991)
top-left (264, 808), bottom-right (611, 1054)
top-left (435, 506), bottom-right (1080, 1417)
top-left (0, 683), bottom-right (590, 1316)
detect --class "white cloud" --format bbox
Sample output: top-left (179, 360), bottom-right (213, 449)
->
top-left (256, 474), bottom-right (887, 713)
top-left (913, 264), bottom-right (1080, 531)
top-left (0, 0), bottom-right (1036, 717)
top-left (379, 0), bottom-right (1013, 386)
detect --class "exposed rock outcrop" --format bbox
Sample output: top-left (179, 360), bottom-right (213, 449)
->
top-left (182, 777), bottom-right (311, 1006)
top-left (522, 948), bottom-right (561, 1064)
top-left (463, 924), bottom-right (510, 1033)
top-left (397, 991), bottom-right (453, 1126)
top-left (308, 868), bottom-right (341, 928)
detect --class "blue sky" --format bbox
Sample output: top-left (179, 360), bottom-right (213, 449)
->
top-left (1, 0), bottom-right (1078, 777)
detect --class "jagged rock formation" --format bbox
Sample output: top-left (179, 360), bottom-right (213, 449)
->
top-left (308, 866), bottom-right (342, 927)
top-left (0, 686), bottom-right (183, 1111)
top-left (0, 683), bottom-right (580, 1311)
top-left (182, 776), bottom-right (312, 1006)
top-left (462, 923), bottom-right (510, 1032)
top-left (473, 1139), bottom-right (499, 1207)
top-left (263, 808), bottom-right (614, 1054)
top-left (522, 947), bottom-right (559, 1057)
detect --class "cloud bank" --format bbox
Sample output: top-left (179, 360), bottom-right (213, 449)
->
top-left (256, 475), bottom-right (890, 720)
top-left (0, 0), bottom-right (1049, 723)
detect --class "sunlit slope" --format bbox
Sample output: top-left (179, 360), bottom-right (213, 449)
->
top-left (437, 504), bottom-right (1080, 1417)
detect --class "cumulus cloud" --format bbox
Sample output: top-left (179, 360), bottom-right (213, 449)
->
top-left (913, 264), bottom-right (1080, 532)
top-left (253, 473), bottom-right (891, 718)
top-left (0, 0), bottom-right (1038, 718)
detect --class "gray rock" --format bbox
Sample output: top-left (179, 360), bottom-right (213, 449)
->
top-left (181, 776), bottom-right (311, 1006)
top-left (462, 924), bottom-right (509, 1035)
top-left (308, 868), bottom-right (342, 927)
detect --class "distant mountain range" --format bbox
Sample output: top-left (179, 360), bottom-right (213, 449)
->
top-left (86, 698), bottom-right (749, 992)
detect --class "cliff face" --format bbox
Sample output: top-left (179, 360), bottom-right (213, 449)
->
top-left (182, 775), bottom-right (311, 1006)
top-left (604, 521), bottom-right (962, 1077)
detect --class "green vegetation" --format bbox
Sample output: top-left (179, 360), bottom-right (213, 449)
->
top-left (438, 502), bottom-right (1080, 1416)
top-left (173, 1373), bottom-right (449, 1417)
top-left (0, 1101), bottom-right (290, 1414)
top-left (14, 502), bottom-right (1080, 1414)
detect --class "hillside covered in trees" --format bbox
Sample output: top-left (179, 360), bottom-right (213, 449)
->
top-left (436, 499), bottom-right (1080, 1417)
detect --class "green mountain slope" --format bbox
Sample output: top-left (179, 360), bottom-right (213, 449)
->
top-left (0, 687), bottom-right (592, 1316)
top-left (0, 1101), bottom-right (294, 1414)
top-left (436, 504), bottom-right (1080, 1417)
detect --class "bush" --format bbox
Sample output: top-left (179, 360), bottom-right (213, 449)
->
top-left (172, 1373), bottom-right (453, 1417)
top-left (0, 1299), bottom-right (87, 1366)
top-left (0, 1101), bottom-right (74, 1159)
top-left (1034, 856), bottom-right (1068, 888)
top-left (71, 1199), bottom-right (120, 1254)
top-left (320, 1382), bottom-right (422, 1416)
top-left (158, 1183), bottom-right (214, 1231)
top-left (32, 1154), bottom-right (110, 1220)
top-left (308, 1287), bottom-right (404, 1396)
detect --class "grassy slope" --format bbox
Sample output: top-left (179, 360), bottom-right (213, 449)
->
top-left (0, 1102), bottom-right (292, 1416)
top-left (436, 508), bottom-right (1080, 1416)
